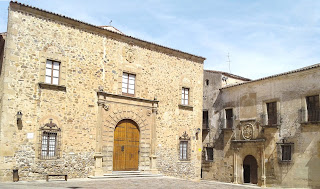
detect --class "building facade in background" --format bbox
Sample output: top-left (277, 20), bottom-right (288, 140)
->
top-left (202, 66), bottom-right (320, 188)
top-left (0, 2), bottom-right (205, 181)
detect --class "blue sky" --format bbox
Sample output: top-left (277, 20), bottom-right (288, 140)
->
top-left (1, 0), bottom-right (320, 79)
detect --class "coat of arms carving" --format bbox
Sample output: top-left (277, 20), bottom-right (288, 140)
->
top-left (242, 123), bottom-right (254, 140)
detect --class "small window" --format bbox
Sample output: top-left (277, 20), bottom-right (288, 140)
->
top-left (205, 147), bottom-right (214, 161)
top-left (39, 119), bottom-right (61, 160)
top-left (306, 95), bottom-right (319, 122)
top-left (179, 141), bottom-right (188, 160)
top-left (181, 87), bottom-right (189, 105)
top-left (225, 109), bottom-right (233, 129)
top-left (281, 145), bottom-right (292, 161)
top-left (205, 79), bottom-right (209, 86)
top-left (122, 72), bottom-right (135, 96)
top-left (267, 102), bottom-right (277, 125)
top-left (203, 110), bottom-right (209, 129)
top-left (45, 60), bottom-right (60, 85)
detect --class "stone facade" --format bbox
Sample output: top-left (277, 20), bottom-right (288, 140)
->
top-left (0, 2), bottom-right (204, 182)
top-left (202, 66), bottom-right (320, 188)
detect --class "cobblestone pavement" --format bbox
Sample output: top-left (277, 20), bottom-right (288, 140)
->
top-left (0, 177), bottom-right (264, 189)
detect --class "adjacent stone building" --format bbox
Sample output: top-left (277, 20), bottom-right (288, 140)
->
top-left (0, 2), bottom-right (205, 181)
top-left (202, 65), bottom-right (320, 188)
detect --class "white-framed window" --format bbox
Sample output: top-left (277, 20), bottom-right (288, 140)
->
top-left (45, 60), bottom-right (60, 85)
top-left (122, 72), bottom-right (135, 96)
top-left (181, 87), bottom-right (189, 105)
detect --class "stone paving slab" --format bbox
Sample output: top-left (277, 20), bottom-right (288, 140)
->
top-left (0, 177), bottom-right (265, 189)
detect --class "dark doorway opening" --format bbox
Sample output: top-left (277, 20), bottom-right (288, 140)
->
top-left (243, 155), bottom-right (258, 184)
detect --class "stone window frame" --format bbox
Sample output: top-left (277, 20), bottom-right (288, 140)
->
top-left (178, 131), bottom-right (191, 161)
top-left (224, 108), bottom-right (234, 129)
top-left (38, 119), bottom-right (61, 160)
top-left (39, 52), bottom-right (67, 88)
top-left (305, 95), bottom-right (320, 122)
top-left (300, 93), bottom-right (320, 123)
top-left (181, 87), bottom-right (189, 105)
top-left (45, 59), bottom-right (61, 85)
top-left (178, 85), bottom-right (193, 110)
top-left (204, 147), bottom-right (214, 162)
top-left (118, 69), bottom-right (141, 97)
top-left (261, 99), bottom-right (281, 126)
top-left (277, 142), bottom-right (294, 163)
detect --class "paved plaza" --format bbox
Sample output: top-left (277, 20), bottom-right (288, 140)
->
top-left (0, 177), bottom-right (263, 189)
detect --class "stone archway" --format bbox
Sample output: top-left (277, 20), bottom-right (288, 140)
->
top-left (243, 155), bottom-right (258, 184)
top-left (113, 119), bottom-right (140, 171)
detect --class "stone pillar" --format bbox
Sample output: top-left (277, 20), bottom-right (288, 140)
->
top-left (149, 101), bottom-right (158, 173)
top-left (261, 145), bottom-right (266, 187)
top-left (94, 99), bottom-right (105, 176)
top-left (233, 147), bottom-right (239, 184)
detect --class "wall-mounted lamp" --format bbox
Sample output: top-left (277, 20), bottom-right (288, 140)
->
top-left (195, 128), bottom-right (201, 140)
top-left (17, 111), bottom-right (23, 124)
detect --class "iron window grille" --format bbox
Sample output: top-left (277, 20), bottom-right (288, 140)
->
top-left (181, 87), bottom-right (189, 105)
top-left (179, 131), bottom-right (190, 161)
top-left (277, 141), bottom-right (293, 162)
top-left (39, 119), bottom-right (61, 160)
top-left (45, 60), bottom-right (60, 85)
top-left (122, 72), bottom-right (135, 96)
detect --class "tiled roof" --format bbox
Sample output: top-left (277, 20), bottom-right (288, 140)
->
top-left (9, 1), bottom-right (205, 62)
top-left (221, 63), bottom-right (320, 89)
top-left (204, 70), bottom-right (251, 81)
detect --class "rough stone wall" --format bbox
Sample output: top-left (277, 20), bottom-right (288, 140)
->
top-left (0, 5), bottom-right (203, 182)
top-left (204, 68), bottom-right (320, 188)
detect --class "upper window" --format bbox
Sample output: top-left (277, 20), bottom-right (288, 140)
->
top-left (267, 102), bottom-right (277, 125)
top-left (122, 73), bottom-right (135, 96)
top-left (281, 145), bottom-right (292, 161)
top-left (45, 60), bottom-right (60, 85)
top-left (181, 87), bottom-right (189, 105)
top-left (39, 119), bottom-right (61, 160)
top-left (205, 79), bottom-right (209, 86)
top-left (306, 95), bottom-right (320, 122)
top-left (225, 109), bottom-right (233, 129)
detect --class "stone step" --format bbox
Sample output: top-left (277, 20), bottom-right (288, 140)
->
top-left (88, 171), bottom-right (163, 179)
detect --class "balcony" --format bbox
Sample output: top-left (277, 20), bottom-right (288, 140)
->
top-left (260, 113), bottom-right (281, 127)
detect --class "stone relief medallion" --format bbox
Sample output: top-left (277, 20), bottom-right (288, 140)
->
top-left (123, 45), bottom-right (135, 63)
top-left (242, 123), bottom-right (254, 140)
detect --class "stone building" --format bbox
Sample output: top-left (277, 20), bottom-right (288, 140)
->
top-left (202, 65), bottom-right (320, 188)
top-left (0, 2), bottom-right (205, 181)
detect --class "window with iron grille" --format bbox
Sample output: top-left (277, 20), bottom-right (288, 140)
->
top-left (181, 87), bottom-right (189, 105)
top-left (306, 95), bottom-right (320, 122)
top-left (281, 145), bottom-right (292, 161)
top-left (39, 119), bottom-right (61, 159)
top-left (179, 141), bottom-right (188, 160)
top-left (225, 109), bottom-right (233, 129)
top-left (203, 110), bottom-right (209, 129)
top-left (267, 102), bottom-right (277, 125)
top-left (205, 147), bottom-right (214, 161)
top-left (122, 72), bottom-right (135, 96)
top-left (45, 60), bottom-right (60, 85)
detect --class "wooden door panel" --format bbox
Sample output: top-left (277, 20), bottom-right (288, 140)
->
top-left (113, 120), bottom-right (139, 171)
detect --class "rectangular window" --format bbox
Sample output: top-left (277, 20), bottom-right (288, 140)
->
top-left (281, 145), bottom-right (292, 161)
top-left (206, 147), bottom-right (214, 161)
top-left (225, 109), bottom-right (233, 129)
top-left (122, 73), bottom-right (135, 96)
top-left (306, 95), bottom-right (320, 122)
top-left (41, 131), bottom-right (57, 159)
top-left (179, 141), bottom-right (188, 160)
top-left (181, 87), bottom-right (189, 105)
top-left (45, 60), bottom-right (60, 85)
top-left (203, 110), bottom-right (209, 129)
top-left (267, 102), bottom-right (277, 125)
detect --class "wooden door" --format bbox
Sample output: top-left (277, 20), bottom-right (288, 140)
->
top-left (113, 120), bottom-right (140, 171)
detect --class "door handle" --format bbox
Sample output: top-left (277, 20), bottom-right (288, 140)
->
top-left (121, 146), bottom-right (124, 152)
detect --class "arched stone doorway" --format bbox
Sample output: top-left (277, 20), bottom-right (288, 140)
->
top-left (243, 155), bottom-right (258, 184)
top-left (113, 119), bottom-right (140, 171)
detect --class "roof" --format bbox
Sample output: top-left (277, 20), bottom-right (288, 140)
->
top-left (221, 63), bottom-right (320, 89)
top-left (9, 1), bottom-right (205, 63)
top-left (204, 70), bottom-right (251, 81)
top-left (99, 26), bottom-right (123, 35)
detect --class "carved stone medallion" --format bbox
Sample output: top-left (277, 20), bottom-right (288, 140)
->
top-left (242, 123), bottom-right (254, 140)
top-left (123, 45), bottom-right (135, 63)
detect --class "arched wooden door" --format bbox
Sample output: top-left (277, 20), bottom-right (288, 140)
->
top-left (113, 120), bottom-right (140, 171)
